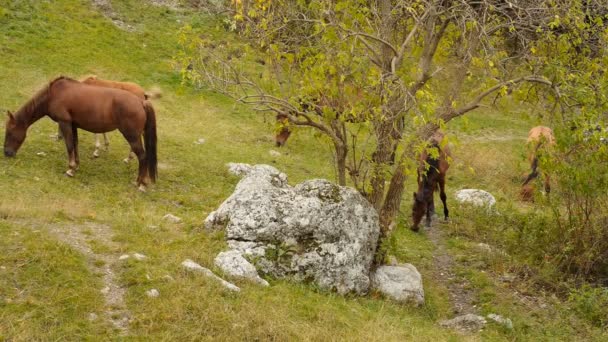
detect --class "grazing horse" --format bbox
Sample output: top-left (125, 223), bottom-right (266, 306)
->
top-left (56, 75), bottom-right (161, 160)
top-left (412, 131), bottom-right (450, 232)
top-left (521, 126), bottom-right (555, 200)
top-left (275, 113), bottom-right (291, 147)
top-left (4, 76), bottom-right (157, 190)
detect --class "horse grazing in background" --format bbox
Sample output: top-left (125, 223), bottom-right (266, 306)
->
top-left (4, 76), bottom-right (157, 190)
top-left (412, 131), bottom-right (451, 232)
top-left (521, 126), bottom-right (555, 201)
top-left (275, 113), bottom-right (291, 147)
top-left (56, 75), bottom-right (161, 161)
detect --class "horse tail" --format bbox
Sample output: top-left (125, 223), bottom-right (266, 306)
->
top-left (523, 140), bottom-right (544, 186)
top-left (143, 101), bottom-right (158, 183)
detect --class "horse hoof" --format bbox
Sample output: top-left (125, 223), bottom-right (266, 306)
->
top-left (93, 151), bottom-right (100, 158)
top-left (138, 184), bottom-right (147, 192)
top-left (65, 169), bottom-right (75, 177)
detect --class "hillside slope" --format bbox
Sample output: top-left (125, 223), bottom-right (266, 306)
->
top-left (0, 1), bottom-right (605, 341)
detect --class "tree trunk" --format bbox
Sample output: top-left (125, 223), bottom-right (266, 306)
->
top-left (334, 140), bottom-right (347, 186)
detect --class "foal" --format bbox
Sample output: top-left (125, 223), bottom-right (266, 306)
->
top-left (412, 131), bottom-right (450, 232)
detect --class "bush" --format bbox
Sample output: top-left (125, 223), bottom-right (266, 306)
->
top-left (543, 122), bottom-right (608, 279)
top-left (568, 284), bottom-right (608, 328)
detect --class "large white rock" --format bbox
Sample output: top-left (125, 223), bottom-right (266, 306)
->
top-left (205, 163), bottom-right (380, 295)
top-left (454, 189), bottom-right (496, 209)
top-left (371, 265), bottom-right (425, 306)
top-left (214, 250), bottom-right (269, 286)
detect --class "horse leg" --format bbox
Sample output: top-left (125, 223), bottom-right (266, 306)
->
top-left (56, 125), bottom-right (63, 141)
top-left (123, 151), bottom-right (136, 164)
top-left (425, 196), bottom-right (434, 227)
top-left (439, 175), bottom-right (449, 221)
top-left (103, 133), bottom-right (109, 150)
top-left (72, 124), bottom-right (80, 169)
top-left (93, 134), bottom-right (101, 158)
top-left (58, 122), bottom-right (77, 177)
top-left (544, 174), bottom-right (551, 194)
top-left (122, 133), bottom-right (147, 191)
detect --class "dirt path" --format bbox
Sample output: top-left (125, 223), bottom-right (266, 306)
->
top-left (17, 220), bottom-right (130, 334)
top-left (91, 0), bottom-right (135, 31)
top-left (425, 223), bottom-right (477, 315)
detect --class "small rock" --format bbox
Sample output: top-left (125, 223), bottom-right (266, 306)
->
top-left (1, 266), bottom-right (7, 270)
top-left (487, 313), bottom-right (513, 329)
top-left (119, 254), bottom-right (130, 260)
top-left (214, 250), bottom-right (269, 286)
top-left (36, 152), bottom-right (46, 156)
top-left (100, 286), bottom-right (110, 295)
top-left (182, 259), bottom-right (240, 292)
top-left (269, 150), bottom-right (281, 157)
top-left (163, 214), bottom-right (182, 223)
top-left (454, 189), bottom-right (496, 209)
top-left (146, 289), bottom-right (160, 298)
top-left (476, 243), bottom-right (493, 253)
top-left (195, 138), bottom-right (206, 145)
top-left (499, 273), bottom-right (516, 283)
top-left (371, 264), bottom-right (424, 306)
top-left (88, 313), bottom-right (98, 321)
top-left (439, 314), bottom-right (487, 332)
top-left (133, 253), bottom-right (147, 261)
top-left (146, 274), bottom-right (152, 280)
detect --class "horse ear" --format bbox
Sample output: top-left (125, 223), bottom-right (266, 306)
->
top-left (6, 111), bottom-right (14, 121)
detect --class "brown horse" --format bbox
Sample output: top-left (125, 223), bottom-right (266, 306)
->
top-left (412, 131), bottom-right (450, 232)
top-left (57, 75), bottom-right (161, 160)
top-left (4, 76), bottom-right (157, 190)
top-left (275, 113), bottom-right (291, 147)
top-left (521, 126), bottom-right (555, 200)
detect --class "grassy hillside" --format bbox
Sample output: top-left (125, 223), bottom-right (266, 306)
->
top-left (0, 1), bottom-right (606, 340)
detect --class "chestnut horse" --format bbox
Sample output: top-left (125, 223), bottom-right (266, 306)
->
top-left (57, 75), bottom-right (160, 160)
top-left (4, 76), bottom-right (157, 190)
top-left (412, 131), bottom-right (450, 232)
top-left (521, 126), bottom-right (555, 200)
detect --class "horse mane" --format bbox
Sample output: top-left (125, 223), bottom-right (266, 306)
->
top-left (13, 76), bottom-right (77, 124)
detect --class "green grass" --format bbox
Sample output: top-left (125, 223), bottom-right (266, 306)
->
top-left (0, 0), bottom-right (606, 341)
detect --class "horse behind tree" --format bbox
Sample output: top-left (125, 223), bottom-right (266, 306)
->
top-left (412, 131), bottom-right (450, 232)
top-left (4, 76), bottom-right (157, 190)
top-left (521, 125), bottom-right (555, 201)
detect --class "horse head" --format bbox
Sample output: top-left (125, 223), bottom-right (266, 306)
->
top-left (4, 111), bottom-right (26, 157)
top-left (411, 191), bottom-right (427, 232)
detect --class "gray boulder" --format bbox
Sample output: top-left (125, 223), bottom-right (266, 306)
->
top-left (214, 250), bottom-right (269, 286)
top-left (454, 189), bottom-right (496, 209)
top-left (371, 264), bottom-right (425, 306)
top-left (205, 163), bottom-right (380, 295)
